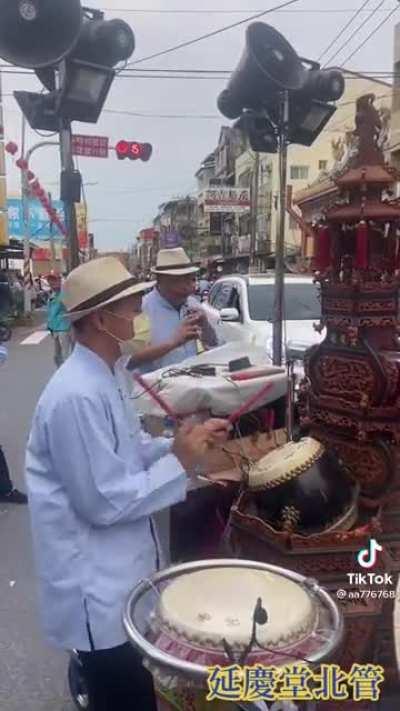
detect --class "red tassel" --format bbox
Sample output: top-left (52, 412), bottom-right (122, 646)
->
top-left (315, 225), bottom-right (331, 271)
top-left (355, 221), bottom-right (368, 270)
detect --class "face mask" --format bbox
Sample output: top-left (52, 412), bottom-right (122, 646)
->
top-left (102, 310), bottom-right (151, 355)
top-left (119, 314), bottom-right (151, 357)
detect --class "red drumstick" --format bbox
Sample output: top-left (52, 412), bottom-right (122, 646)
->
top-left (133, 372), bottom-right (180, 422)
top-left (228, 381), bottom-right (274, 425)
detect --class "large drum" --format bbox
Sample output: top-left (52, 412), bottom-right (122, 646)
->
top-left (247, 437), bottom-right (358, 535)
top-left (124, 559), bottom-right (343, 711)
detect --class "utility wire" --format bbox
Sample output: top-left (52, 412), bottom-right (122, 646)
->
top-left (125, 0), bottom-right (302, 67)
top-left (324, 0), bottom-right (388, 66)
top-left (101, 6), bottom-right (397, 14)
top-left (340, 4), bottom-right (400, 65)
top-left (318, 0), bottom-right (371, 62)
top-left (0, 65), bottom-right (397, 80)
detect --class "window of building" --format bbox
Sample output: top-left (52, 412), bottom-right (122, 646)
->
top-left (319, 160), bottom-right (328, 171)
top-left (394, 61), bottom-right (400, 112)
top-left (290, 165), bottom-right (309, 180)
top-left (210, 213), bottom-right (222, 235)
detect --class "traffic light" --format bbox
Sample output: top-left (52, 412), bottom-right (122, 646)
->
top-left (115, 141), bottom-right (153, 162)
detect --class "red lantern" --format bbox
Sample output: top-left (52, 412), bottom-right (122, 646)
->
top-left (5, 141), bottom-right (18, 155)
top-left (16, 158), bottom-right (28, 170)
top-left (355, 221), bottom-right (369, 270)
top-left (30, 179), bottom-right (40, 192)
top-left (27, 170), bottom-right (35, 181)
top-left (315, 225), bottom-right (331, 272)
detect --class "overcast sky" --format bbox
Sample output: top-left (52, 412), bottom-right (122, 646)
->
top-left (2, 0), bottom-right (399, 251)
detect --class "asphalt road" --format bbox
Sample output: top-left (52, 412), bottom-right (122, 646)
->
top-left (0, 317), bottom-right (398, 711)
top-left (0, 319), bottom-right (73, 711)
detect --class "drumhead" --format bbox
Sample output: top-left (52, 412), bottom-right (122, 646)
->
top-left (157, 567), bottom-right (316, 650)
top-left (248, 437), bottom-right (325, 490)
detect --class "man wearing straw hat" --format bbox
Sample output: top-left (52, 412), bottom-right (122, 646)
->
top-left (129, 247), bottom-right (220, 372)
top-left (25, 256), bottom-right (229, 711)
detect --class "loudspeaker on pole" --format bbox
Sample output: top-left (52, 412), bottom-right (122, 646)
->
top-left (0, 0), bottom-right (82, 68)
top-left (217, 22), bottom-right (306, 120)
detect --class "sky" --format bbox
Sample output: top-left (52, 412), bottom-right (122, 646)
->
top-left (1, 0), bottom-right (400, 251)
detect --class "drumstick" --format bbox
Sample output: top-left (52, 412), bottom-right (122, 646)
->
top-left (132, 372), bottom-right (180, 423)
top-left (228, 382), bottom-right (274, 425)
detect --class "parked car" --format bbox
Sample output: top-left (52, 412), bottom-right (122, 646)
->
top-left (203, 273), bottom-right (324, 376)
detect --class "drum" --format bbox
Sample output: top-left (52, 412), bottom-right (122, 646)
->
top-left (247, 437), bottom-right (358, 535)
top-left (124, 559), bottom-right (344, 711)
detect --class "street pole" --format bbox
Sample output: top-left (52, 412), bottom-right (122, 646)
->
top-left (21, 164), bottom-right (32, 316)
top-left (250, 152), bottom-right (260, 271)
top-left (21, 138), bottom-right (59, 315)
top-left (272, 91), bottom-right (289, 366)
top-left (48, 192), bottom-right (57, 272)
top-left (21, 115), bottom-right (31, 316)
top-left (59, 119), bottom-right (79, 272)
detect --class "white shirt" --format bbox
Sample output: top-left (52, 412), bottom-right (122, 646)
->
top-left (25, 343), bottom-right (187, 652)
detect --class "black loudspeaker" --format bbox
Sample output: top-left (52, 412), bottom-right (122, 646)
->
top-left (217, 22), bottom-right (306, 120)
top-left (0, 0), bottom-right (82, 68)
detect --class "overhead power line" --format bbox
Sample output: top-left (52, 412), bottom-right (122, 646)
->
top-left (318, 0), bottom-right (371, 63)
top-left (340, 4), bottom-right (400, 65)
top-left (324, 0), bottom-right (388, 67)
top-left (102, 6), bottom-right (397, 14)
top-left (126, 0), bottom-right (302, 67)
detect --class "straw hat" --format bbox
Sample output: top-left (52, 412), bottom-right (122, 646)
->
top-left (151, 247), bottom-right (199, 276)
top-left (63, 257), bottom-right (155, 323)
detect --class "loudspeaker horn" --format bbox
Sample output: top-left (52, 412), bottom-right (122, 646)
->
top-left (218, 22), bottom-right (306, 120)
top-left (0, 0), bottom-right (82, 69)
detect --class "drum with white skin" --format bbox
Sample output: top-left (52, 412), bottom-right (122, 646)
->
top-left (246, 438), bottom-right (358, 536)
top-left (124, 560), bottom-right (344, 711)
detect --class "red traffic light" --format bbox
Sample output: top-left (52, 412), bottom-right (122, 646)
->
top-left (115, 140), bottom-right (153, 162)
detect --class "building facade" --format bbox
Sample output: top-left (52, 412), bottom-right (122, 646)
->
top-left (391, 22), bottom-right (400, 174)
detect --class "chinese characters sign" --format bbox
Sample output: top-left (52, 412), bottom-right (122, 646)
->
top-left (160, 231), bottom-right (182, 248)
top-left (7, 198), bottom-right (66, 240)
top-left (207, 664), bottom-right (385, 704)
top-left (72, 134), bottom-right (109, 158)
top-left (201, 187), bottom-right (251, 214)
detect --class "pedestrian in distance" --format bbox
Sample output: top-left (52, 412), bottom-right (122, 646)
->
top-left (25, 256), bottom-right (230, 711)
top-left (46, 273), bottom-right (73, 368)
top-left (0, 343), bottom-right (28, 504)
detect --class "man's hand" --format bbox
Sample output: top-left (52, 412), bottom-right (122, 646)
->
top-left (171, 418), bottom-right (231, 474)
top-left (172, 316), bottom-right (202, 347)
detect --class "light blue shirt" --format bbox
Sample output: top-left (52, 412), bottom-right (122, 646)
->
top-left (25, 343), bottom-right (187, 652)
top-left (141, 288), bottom-right (219, 372)
top-left (0, 344), bottom-right (7, 365)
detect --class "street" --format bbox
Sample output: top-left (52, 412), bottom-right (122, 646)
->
top-left (0, 318), bottom-right (73, 711)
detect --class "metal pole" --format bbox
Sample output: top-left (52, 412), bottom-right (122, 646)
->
top-left (21, 115), bottom-right (32, 316)
top-left (272, 91), bottom-right (289, 366)
top-left (21, 164), bottom-right (32, 316)
top-left (48, 192), bottom-right (57, 272)
top-left (59, 119), bottom-right (79, 272)
top-left (250, 152), bottom-right (260, 271)
top-left (21, 139), bottom-right (59, 315)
